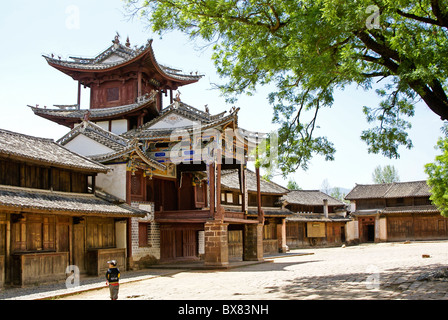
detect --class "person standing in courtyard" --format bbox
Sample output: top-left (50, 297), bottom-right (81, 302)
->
top-left (105, 260), bottom-right (120, 300)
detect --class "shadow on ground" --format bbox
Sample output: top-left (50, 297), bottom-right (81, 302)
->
top-left (261, 263), bottom-right (448, 300)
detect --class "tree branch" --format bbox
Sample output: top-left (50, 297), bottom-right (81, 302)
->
top-left (396, 9), bottom-right (441, 26)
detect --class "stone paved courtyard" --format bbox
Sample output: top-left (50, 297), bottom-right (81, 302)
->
top-left (4, 241), bottom-right (448, 300)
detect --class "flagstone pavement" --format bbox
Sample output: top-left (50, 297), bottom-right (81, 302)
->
top-left (2, 241), bottom-right (448, 300)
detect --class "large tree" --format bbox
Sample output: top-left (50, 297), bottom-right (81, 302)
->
top-left (125, 0), bottom-right (448, 175)
top-left (425, 124), bottom-right (448, 217)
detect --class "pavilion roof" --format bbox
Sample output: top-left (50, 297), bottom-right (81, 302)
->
top-left (42, 37), bottom-right (203, 85)
top-left (123, 101), bottom-right (240, 140)
top-left (30, 92), bottom-right (158, 127)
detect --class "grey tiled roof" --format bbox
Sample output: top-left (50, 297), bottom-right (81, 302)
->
top-left (0, 129), bottom-right (108, 173)
top-left (0, 185), bottom-right (146, 217)
top-left (31, 92), bottom-right (157, 121)
top-left (286, 213), bottom-right (351, 222)
top-left (43, 39), bottom-right (203, 82)
top-left (222, 204), bottom-right (293, 217)
top-left (282, 190), bottom-right (345, 206)
top-left (351, 205), bottom-right (440, 216)
top-left (57, 121), bottom-right (129, 152)
top-left (382, 205), bottom-right (439, 214)
top-left (124, 102), bottom-right (238, 140)
top-left (345, 181), bottom-right (431, 200)
top-left (220, 169), bottom-right (289, 195)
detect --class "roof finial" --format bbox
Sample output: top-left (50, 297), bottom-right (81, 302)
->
top-left (113, 32), bottom-right (120, 48)
top-left (83, 110), bottom-right (91, 122)
top-left (126, 36), bottom-right (131, 48)
top-left (173, 90), bottom-right (181, 109)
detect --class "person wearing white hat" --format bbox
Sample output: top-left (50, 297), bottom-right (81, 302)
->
top-left (105, 260), bottom-right (120, 300)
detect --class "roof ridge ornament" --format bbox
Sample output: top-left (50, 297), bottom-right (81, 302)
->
top-left (112, 32), bottom-right (120, 50)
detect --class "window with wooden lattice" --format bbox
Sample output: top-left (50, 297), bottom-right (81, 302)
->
top-left (106, 87), bottom-right (119, 102)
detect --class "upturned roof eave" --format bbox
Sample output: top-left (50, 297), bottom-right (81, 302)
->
top-left (43, 40), bottom-right (203, 85)
top-left (29, 95), bottom-right (159, 125)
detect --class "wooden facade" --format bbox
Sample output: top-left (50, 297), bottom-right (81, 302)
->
top-left (0, 129), bottom-right (145, 287)
top-left (345, 181), bottom-right (448, 243)
top-left (219, 169), bottom-right (292, 256)
top-left (286, 221), bottom-right (347, 248)
top-left (283, 190), bottom-right (349, 248)
top-left (33, 36), bottom-right (266, 269)
top-left (0, 158), bottom-right (88, 193)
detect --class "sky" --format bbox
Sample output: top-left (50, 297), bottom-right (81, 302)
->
top-left (0, 1), bottom-right (444, 192)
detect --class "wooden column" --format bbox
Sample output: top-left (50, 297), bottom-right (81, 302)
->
top-left (137, 71), bottom-right (142, 97)
top-left (209, 163), bottom-right (215, 218)
top-left (255, 167), bottom-right (264, 224)
top-left (5, 213), bottom-right (10, 285)
top-left (239, 164), bottom-right (247, 214)
top-left (216, 160), bottom-right (222, 220)
top-left (77, 81), bottom-right (81, 109)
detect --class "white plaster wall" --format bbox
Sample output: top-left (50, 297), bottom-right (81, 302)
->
top-left (111, 119), bottom-right (128, 135)
top-left (96, 163), bottom-right (127, 201)
top-left (346, 220), bottom-right (359, 242)
top-left (379, 217), bottom-right (387, 241)
top-left (95, 121), bottom-right (109, 131)
top-left (149, 115), bottom-right (194, 129)
top-left (65, 135), bottom-right (114, 157)
top-left (115, 220), bottom-right (127, 249)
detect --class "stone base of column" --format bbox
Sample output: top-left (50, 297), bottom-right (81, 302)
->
top-left (243, 224), bottom-right (264, 261)
top-left (204, 221), bottom-right (229, 268)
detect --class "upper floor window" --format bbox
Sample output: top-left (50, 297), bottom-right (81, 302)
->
top-left (106, 87), bottom-right (119, 102)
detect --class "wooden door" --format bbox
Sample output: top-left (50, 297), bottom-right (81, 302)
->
top-left (438, 219), bottom-right (447, 237)
top-left (175, 230), bottom-right (183, 258)
top-left (0, 223), bottom-right (5, 286)
top-left (182, 230), bottom-right (197, 258)
top-left (57, 217), bottom-right (70, 253)
top-left (0, 223), bottom-right (5, 256)
top-left (160, 228), bottom-right (197, 260)
top-left (388, 216), bottom-right (413, 241)
top-left (160, 229), bottom-right (175, 260)
top-left (73, 221), bottom-right (86, 273)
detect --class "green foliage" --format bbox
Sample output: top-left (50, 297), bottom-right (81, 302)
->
top-left (287, 179), bottom-right (301, 190)
top-left (330, 187), bottom-right (347, 203)
top-left (372, 165), bottom-right (400, 183)
top-left (125, 0), bottom-right (448, 175)
top-left (425, 123), bottom-right (448, 217)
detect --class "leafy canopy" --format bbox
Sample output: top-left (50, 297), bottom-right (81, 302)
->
top-left (125, 0), bottom-right (448, 176)
top-left (425, 123), bottom-right (448, 217)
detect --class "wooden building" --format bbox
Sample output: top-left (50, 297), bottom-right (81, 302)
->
top-left (32, 36), bottom-right (202, 131)
top-left (219, 169), bottom-right (293, 257)
top-left (345, 181), bottom-right (448, 243)
top-left (0, 129), bottom-right (146, 288)
top-left (34, 35), bottom-right (267, 269)
top-left (282, 190), bottom-right (350, 248)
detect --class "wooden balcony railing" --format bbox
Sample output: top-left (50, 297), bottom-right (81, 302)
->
top-left (154, 208), bottom-right (258, 224)
top-left (155, 209), bottom-right (212, 223)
